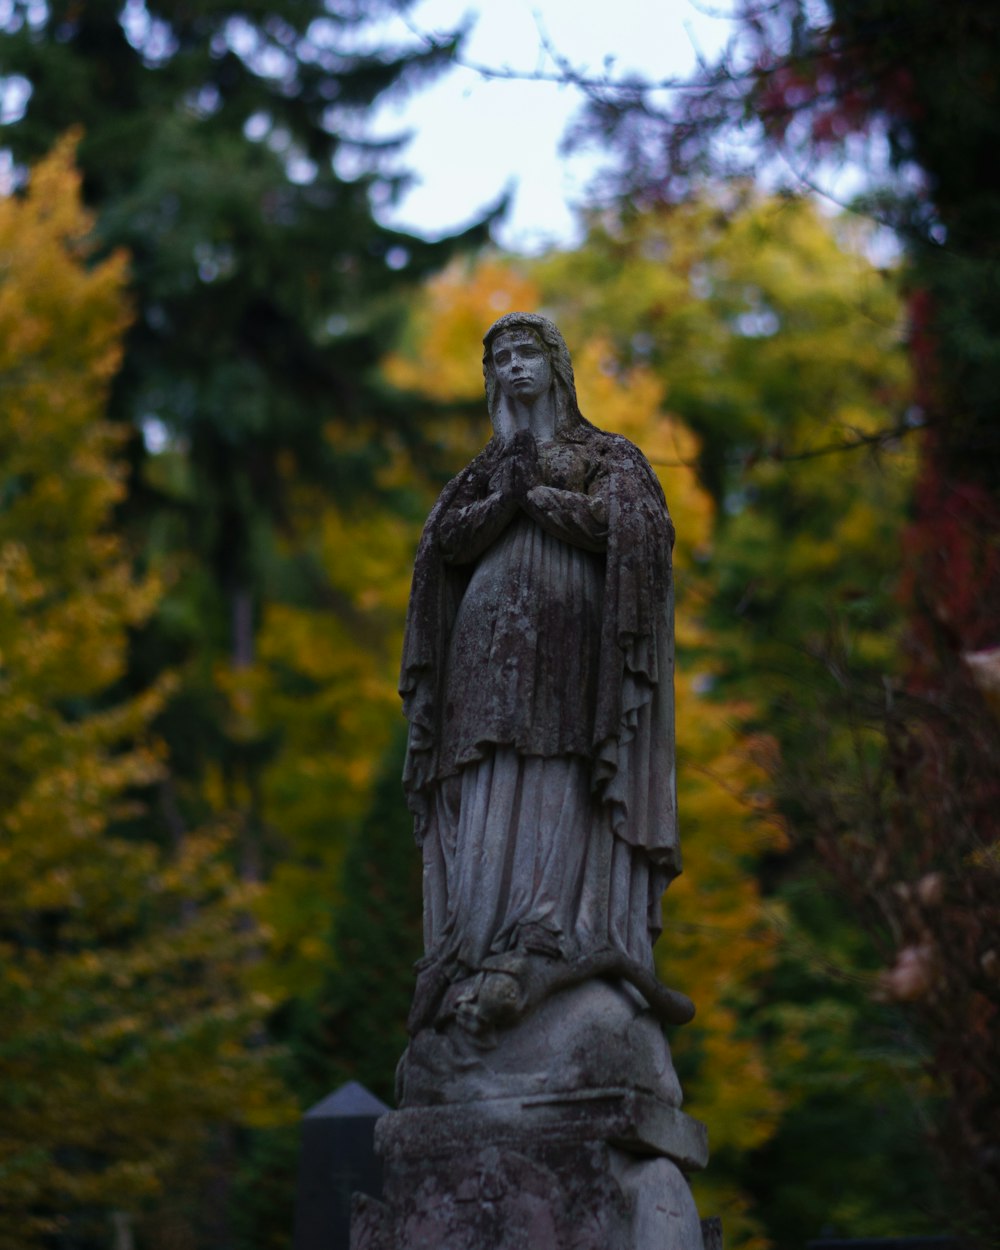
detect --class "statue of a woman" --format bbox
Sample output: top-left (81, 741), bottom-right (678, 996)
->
top-left (399, 314), bottom-right (688, 1083)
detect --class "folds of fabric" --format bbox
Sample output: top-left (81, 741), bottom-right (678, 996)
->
top-left (401, 423), bottom-right (679, 997)
top-left (421, 748), bottom-right (659, 976)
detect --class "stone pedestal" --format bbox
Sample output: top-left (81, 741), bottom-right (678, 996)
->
top-left (351, 1088), bottom-right (707, 1250)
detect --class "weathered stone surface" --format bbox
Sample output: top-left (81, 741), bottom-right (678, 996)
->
top-left (351, 1091), bottom-right (707, 1249)
top-left (354, 1127), bottom-right (702, 1250)
top-left (399, 979), bottom-right (684, 1108)
top-left (377, 1088), bottom-right (708, 1173)
top-left (400, 314), bottom-right (682, 1048)
top-left (611, 1154), bottom-right (704, 1250)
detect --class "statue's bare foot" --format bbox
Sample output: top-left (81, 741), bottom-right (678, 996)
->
top-left (451, 969), bottom-right (524, 1039)
top-left (474, 971), bottom-right (522, 1026)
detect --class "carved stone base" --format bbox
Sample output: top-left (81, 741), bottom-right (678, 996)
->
top-left (351, 1090), bottom-right (707, 1250)
top-left (398, 979), bottom-right (684, 1108)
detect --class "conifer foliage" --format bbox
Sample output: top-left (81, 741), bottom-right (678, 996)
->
top-left (0, 6), bottom-right (493, 1241)
top-left (0, 0), bottom-right (493, 947)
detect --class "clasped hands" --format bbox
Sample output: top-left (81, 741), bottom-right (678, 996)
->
top-left (495, 429), bottom-right (542, 506)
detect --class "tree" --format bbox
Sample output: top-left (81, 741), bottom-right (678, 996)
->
top-left (536, 198), bottom-right (956, 1244)
top-left (1, 13), bottom-right (497, 1234)
top-left (0, 0), bottom-right (496, 925)
top-left (0, 136), bottom-right (284, 1250)
top-left (564, 4), bottom-right (1000, 1238)
top-left (238, 479), bottom-right (428, 1001)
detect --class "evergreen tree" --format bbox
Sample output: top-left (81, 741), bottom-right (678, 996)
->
top-left (1, 6), bottom-right (495, 1241)
top-left (315, 728), bottom-right (424, 1105)
top-left (0, 0), bottom-right (495, 875)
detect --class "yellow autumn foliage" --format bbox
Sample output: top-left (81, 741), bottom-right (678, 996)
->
top-left (0, 137), bottom-right (287, 1249)
top-left (383, 256), bottom-right (540, 403)
top-left (240, 473), bottom-right (425, 994)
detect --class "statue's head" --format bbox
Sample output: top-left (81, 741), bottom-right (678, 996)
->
top-left (482, 313), bottom-right (584, 438)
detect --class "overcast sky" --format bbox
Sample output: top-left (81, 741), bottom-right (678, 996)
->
top-left (365, 0), bottom-right (735, 251)
top-left (0, 2), bottom-right (733, 239)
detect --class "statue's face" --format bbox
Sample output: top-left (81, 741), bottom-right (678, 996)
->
top-left (491, 329), bottom-right (552, 403)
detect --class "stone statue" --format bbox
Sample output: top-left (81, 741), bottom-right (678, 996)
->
top-left (397, 313), bottom-right (693, 1101)
top-left (351, 315), bottom-right (708, 1250)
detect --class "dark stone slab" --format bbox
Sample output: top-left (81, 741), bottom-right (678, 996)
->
top-left (702, 1216), bottom-right (723, 1250)
top-left (306, 1082), bottom-right (389, 1120)
top-left (294, 1081), bottom-right (389, 1250)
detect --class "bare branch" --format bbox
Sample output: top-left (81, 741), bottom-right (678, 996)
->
top-left (396, 8), bottom-right (738, 95)
top-left (649, 415), bottom-right (925, 470)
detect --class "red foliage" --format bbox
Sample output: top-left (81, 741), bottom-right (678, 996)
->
top-left (908, 288), bottom-right (940, 412)
top-left (902, 449), bottom-right (1000, 662)
top-left (750, 25), bottom-right (920, 154)
top-left (834, 438), bottom-right (1000, 1238)
top-left (754, 64), bottom-right (820, 141)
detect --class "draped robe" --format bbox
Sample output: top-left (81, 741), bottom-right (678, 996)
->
top-left (401, 419), bottom-right (678, 985)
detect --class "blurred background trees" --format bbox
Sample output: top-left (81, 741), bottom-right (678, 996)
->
top-left (1, 0), bottom-right (997, 1246)
top-left (0, 136), bottom-right (285, 1250)
top-left (570, 0), bottom-right (1000, 1239)
top-left (1, 2), bottom-right (490, 1244)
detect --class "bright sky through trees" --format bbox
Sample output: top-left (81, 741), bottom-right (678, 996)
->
top-left (367, 0), bottom-right (734, 250)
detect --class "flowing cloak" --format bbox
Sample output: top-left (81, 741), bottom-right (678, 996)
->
top-left (400, 421), bottom-right (680, 885)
